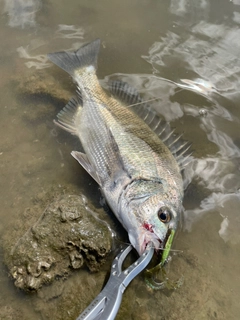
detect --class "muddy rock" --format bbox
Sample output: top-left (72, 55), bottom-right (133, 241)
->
top-left (4, 194), bottom-right (112, 291)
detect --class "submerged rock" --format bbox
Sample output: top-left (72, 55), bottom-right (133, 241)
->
top-left (5, 194), bottom-right (112, 291)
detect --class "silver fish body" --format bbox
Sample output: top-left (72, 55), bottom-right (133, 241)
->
top-left (48, 39), bottom-right (184, 255)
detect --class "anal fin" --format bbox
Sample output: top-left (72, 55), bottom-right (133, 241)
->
top-left (54, 94), bottom-right (82, 135)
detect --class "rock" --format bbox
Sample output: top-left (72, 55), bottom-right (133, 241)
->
top-left (4, 194), bottom-right (112, 291)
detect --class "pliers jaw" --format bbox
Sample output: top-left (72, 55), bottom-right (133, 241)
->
top-left (77, 242), bottom-right (154, 320)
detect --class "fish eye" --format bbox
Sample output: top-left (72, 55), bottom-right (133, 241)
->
top-left (158, 206), bottom-right (171, 223)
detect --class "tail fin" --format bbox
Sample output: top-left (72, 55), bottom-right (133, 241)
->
top-left (47, 39), bottom-right (101, 77)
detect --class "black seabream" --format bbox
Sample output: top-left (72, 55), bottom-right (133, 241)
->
top-left (48, 39), bottom-right (188, 256)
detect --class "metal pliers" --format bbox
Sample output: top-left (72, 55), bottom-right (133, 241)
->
top-left (76, 242), bottom-right (154, 320)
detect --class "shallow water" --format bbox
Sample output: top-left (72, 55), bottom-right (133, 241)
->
top-left (1, 0), bottom-right (240, 319)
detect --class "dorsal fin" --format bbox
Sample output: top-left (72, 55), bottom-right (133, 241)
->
top-left (109, 80), bottom-right (149, 115)
top-left (54, 93), bottom-right (83, 135)
top-left (109, 80), bottom-right (142, 105)
top-left (108, 80), bottom-right (192, 166)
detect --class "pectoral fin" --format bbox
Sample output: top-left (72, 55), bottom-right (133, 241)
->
top-left (71, 151), bottom-right (102, 186)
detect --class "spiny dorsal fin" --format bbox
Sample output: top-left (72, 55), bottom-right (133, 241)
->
top-left (108, 80), bottom-right (192, 166)
top-left (54, 94), bottom-right (82, 135)
top-left (108, 80), bottom-right (149, 116)
top-left (109, 80), bottom-right (143, 105)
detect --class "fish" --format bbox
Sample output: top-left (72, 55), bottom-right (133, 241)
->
top-left (48, 39), bottom-right (188, 257)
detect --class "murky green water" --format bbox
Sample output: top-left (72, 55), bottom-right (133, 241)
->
top-left (1, 0), bottom-right (240, 319)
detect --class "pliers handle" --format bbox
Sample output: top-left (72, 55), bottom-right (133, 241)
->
top-left (76, 242), bottom-right (154, 320)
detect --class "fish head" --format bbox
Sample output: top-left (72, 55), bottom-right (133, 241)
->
top-left (127, 194), bottom-right (181, 256)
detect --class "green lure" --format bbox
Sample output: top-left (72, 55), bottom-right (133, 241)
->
top-left (161, 229), bottom-right (175, 265)
top-left (144, 230), bottom-right (183, 290)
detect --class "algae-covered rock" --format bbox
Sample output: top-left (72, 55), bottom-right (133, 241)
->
top-left (10, 70), bottom-right (72, 127)
top-left (4, 194), bottom-right (112, 291)
top-left (11, 70), bottom-right (71, 103)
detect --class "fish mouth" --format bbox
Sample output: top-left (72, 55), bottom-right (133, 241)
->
top-left (141, 222), bottom-right (163, 253)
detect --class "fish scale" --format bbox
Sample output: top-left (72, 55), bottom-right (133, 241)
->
top-left (100, 107), bottom-right (161, 180)
top-left (80, 97), bottom-right (117, 179)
